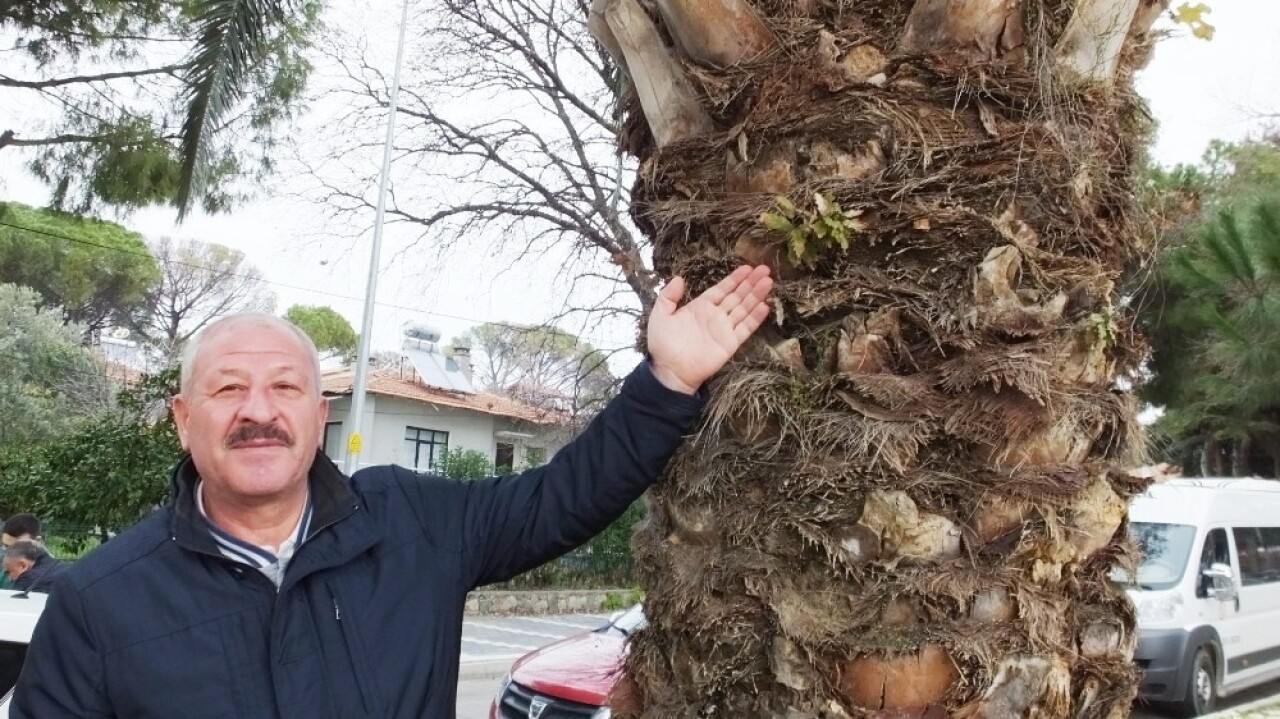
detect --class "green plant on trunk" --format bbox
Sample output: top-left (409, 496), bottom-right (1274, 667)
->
top-left (760, 193), bottom-right (865, 268)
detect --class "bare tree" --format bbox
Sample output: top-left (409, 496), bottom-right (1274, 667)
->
top-left (456, 322), bottom-right (618, 423)
top-left (296, 0), bottom-right (656, 331)
top-left (133, 237), bottom-right (275, 361)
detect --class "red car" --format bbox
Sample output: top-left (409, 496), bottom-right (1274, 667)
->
top-left (488, 604), bottom-right (644, 719)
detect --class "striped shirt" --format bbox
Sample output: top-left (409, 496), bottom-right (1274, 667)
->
top-left (195, 481), bottom-right (314, 588)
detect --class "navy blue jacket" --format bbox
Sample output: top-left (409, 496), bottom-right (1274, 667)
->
top-left (13, 365), bottom-right (703, 718)
top-left (12, 553), bottom-right (64, 593)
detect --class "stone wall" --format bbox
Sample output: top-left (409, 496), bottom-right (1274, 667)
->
top-left (464, 588), bottom-right (634, 616)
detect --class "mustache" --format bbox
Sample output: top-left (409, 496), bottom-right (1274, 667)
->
top-left (225, 423), bottom-right (294, 448)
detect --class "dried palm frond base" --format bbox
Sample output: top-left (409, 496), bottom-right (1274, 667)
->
top-left (596, 0), bottom-right (1159, 714)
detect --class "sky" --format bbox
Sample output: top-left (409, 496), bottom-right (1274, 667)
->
top-left (2, 0), bottom-right (1278, 377)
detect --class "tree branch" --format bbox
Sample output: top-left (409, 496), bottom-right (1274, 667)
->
top-left (0, 130), bottom-right (175, 150)
top-left (0, 63), bottom-right (192, 90)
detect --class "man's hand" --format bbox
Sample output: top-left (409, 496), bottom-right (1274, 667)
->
top-left (647, 265), bottom-right (774, 394)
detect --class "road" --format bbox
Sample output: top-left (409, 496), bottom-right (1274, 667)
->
top-left (460, 611), bottom-right (612, 664)
top-left (458, 677), bottom-right (502, 718)
top-left (456, 613), bottom-right (1280, 719)
top-left (461, 676), bottom-right (1280, 719)
top-left (1134, 681), bottom-right (1280, 718)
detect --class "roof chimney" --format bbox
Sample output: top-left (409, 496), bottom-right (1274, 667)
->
top-left (450, 341), bottom-right (473, 382)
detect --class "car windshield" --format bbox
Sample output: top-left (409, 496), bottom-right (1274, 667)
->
top-left (1111, 522), bottom-right (1197, 591)
top-left (602, 605), bottom-right (647, 638)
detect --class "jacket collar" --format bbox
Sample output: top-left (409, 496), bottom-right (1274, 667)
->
top-left (169, 449), bottom-right (369, 564)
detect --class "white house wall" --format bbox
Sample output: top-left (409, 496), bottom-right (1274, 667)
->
top-left (324, 394), bottom-right (566, 473)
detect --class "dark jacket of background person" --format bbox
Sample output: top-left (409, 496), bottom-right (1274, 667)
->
top-left (12, 365), bottom-right (703, 718)
top-left (10, 550), bottom-right (63, 593)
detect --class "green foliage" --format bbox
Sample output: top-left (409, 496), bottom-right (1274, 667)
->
top-left (522, 445), bottom-right (547, 470)
top-left (601, 587), bottom-right (644, 611)
top-left (1171, 2), bottom-right (1215, 40)
top-left (584, 499), bottom-right (644, 559)
top-left (0, 201), bottom-right (160, 332)
top-left (27, 116), bottom-right (195, 214)
top-left (0, 284), bottom-right (115, 446)
top-left (1143, 139), bottom-right (1280, 246)
top-left (284, 304), bottom-right (357, 360)
top-left (438, 448), bottom-right (495, 481)
top-left (0, 368), bottom-right (181, 533)
top-left (760, 193), bottom-right (865, 268)
top-left (1144, 200), bottom-right (1280, 469)
top-left (176, 0), bottom-right (305, 216)
top-left (2, 0), bottom-right (320, 213)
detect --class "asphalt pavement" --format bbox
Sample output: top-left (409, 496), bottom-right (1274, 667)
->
top-left (455, 613), bottom-right (1280, 719)
top-left (1134, 681), bottom-right (1280, 719)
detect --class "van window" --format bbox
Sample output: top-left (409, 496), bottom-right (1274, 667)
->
top-left (1116, 522), bottom-right (1197, 590)
top-left (0, 639), bottom-right (27, 698)
top-left (1232, 527), bottom-right (1280, 586)
top-left (1196, 528), bottom-right (1230, 598)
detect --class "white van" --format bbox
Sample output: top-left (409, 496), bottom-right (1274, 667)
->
top-left (1123, 478), bottom-right (1280, 716)
top-left (0, 589), bottom-right (48, 717)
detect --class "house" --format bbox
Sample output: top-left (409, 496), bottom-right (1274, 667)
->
top-left (320, 330), bottom-right (569, 475)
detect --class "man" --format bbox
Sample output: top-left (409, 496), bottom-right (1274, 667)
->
top-left (1, 513), bottom-right (43, 548)
top-left (1, 513), bottom-right (45, 590)
top-left (2, 540), bottom-right (63, 593)
top-left (13, 265), bottom-right (773, 718)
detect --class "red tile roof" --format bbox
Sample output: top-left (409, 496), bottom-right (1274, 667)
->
top-left (321, 369), bottom-right (562, 425)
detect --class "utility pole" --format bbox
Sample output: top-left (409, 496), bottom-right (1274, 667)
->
top-left (344, 0), bottom-right (411, 475)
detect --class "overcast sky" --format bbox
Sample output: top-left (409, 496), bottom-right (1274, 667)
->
top-left (2, 0), bottom-right (1277, 376)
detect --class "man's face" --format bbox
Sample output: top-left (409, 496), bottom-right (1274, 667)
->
top-left (3, 556), bottom-right (31, 582)
top-left (173, 322), bottom-right (328, 503)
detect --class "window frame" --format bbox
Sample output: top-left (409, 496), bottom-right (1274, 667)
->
top-left (404, 426), bottom-right (449, 472)
top-left (322, 421), bottom-right (344, 460)
top-left (1232, 526), bottom-right (1280, 586)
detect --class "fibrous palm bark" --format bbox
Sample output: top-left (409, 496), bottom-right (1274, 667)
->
top-left (589, 0), bottom-right (1163, 715)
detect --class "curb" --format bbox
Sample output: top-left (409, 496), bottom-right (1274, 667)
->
top-left (1204, 696), bottom-right (1280, 718)
top-left (458, 659), bottom-right (513, 682)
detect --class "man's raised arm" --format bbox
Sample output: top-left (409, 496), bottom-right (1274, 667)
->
top-left (400, 266), bottom-right (774, 586)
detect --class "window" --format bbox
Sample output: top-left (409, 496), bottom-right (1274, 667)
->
top-left (0, 640), bottom-right (28, 698)
top-left (1232, 527), bottom-right (1280, 586)
top-left (495, 442), bottom-right (515, 475)
top-left (322, 422), bottom-right (344, 461)
top-left (1265, 528), bottom-right (1280, 581)
top-left (1112, 522), bottom-right (1197, 590)
top-left (405, 426), bottom-right (449, 472)
top-left (1196, 528), bottom-right (1230, 598)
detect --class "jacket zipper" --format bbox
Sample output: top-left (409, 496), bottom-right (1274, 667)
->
top-left (329, 586), bottom-right (374, 714)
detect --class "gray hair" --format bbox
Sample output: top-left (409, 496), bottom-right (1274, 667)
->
top-left (4, 539), bottom-right (48, 565)
top-left (179, 314), bottom-right (322, 396)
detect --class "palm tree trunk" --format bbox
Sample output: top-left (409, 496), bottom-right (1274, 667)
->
top-left (591, 0), bottom-right (1164, 714)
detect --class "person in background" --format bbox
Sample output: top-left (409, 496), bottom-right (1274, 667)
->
top-left (1, 514), bottom-right (43, 548)
top-left (1, 514), bottom-right (45, 590)
top-left (2, 540), bottom-right (63, 593)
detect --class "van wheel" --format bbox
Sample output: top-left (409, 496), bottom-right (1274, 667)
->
top-left (1170, 646), bottom-right (1217, 717)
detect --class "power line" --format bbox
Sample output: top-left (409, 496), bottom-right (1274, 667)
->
top-left (0, 218), bottom-right (631, 345)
